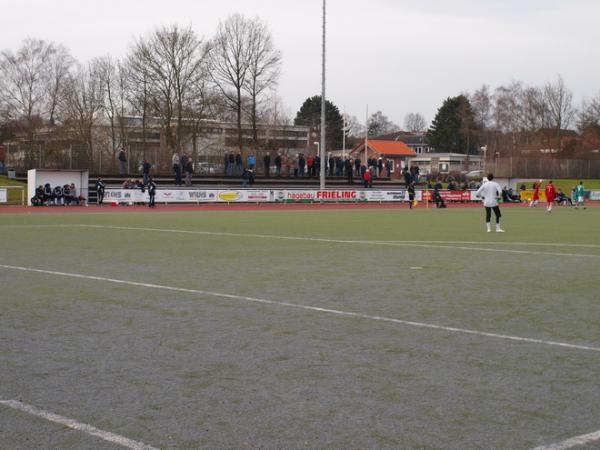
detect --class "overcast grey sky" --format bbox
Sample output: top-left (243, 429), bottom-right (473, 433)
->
top-left (2, 0), bottom-right (599, 126)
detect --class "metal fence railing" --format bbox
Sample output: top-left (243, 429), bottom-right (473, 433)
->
top-left (491, 157), bottom-right (600, 179)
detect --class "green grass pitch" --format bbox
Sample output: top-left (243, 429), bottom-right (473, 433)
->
top-left (1, 205), bottom-right (599, 449)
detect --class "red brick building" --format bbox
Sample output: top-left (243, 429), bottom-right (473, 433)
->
top-left (350, 140), bottom-right (416, 179)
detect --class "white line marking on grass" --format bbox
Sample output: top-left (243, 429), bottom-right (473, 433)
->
top-left (4, 224), bottom-right (600, 250)
top-left (377, 239), bottom-right (600, 249)
top-left (1, 263), bottom-right (599, 353)
top-left (531, 428), bottom-right (600, 450)
top-left (74, 224), bottom-right (600, 259)
top-left (0, 399), bottom-right (158, 450)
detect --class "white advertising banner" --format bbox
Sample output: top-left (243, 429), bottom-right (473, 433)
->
top-left (0, 188), bottom-right (7, 203)
top-left (275, 189), bottom-right (419, 202)
top-left (589, 190), bottom-right (600, 201)
top-left (103, 188), bottom-right (419, 204)
top-left (104, 188), bottom-right (273, 203)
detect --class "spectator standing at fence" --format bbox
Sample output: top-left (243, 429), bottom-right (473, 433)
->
top-left (328, 154), bottom-right (335, 176)
top-left (142, 160), bottom-right (151, 186)
top-left (180, 153), bottom-right (188, 173)
top-left (402, 166), bottom-right (412, 186)
top-left (185, 158), bottom-right (194, 186)
top-left (263, 152), bottom-right (271, 177)
top-left (306, 154), bottom-right (313, 176)
top-left (345, 158), bottom-right (353, 184)
top-left (172, 152), bottom-right (182, 186)
top-left (476, 173), bottom-right (504, 233)
top-left (224, 152), bottom-right (230, 176)
top-left (298, 153), bottom-right (305, 177)
top-left (148, 176), bottom-right (156, 208)
top-left (96, 178), bottom-right (105, 205)
top-left (544, 180), bottom-right (556, 213)
top-left (117, 148), bottom-right (127, 175)
top-left (227, 152), bottom-right (235, 176)
top-left (234, 152), bottom-right (242, 175)
top-left (275, 153), bottom-right (282, 176)
top-left (386, 159), bottom-right (393, 177)
top-left (354, 158), bottom-right (361, 177)
top-left (247, 152), bottom-right (256, 170)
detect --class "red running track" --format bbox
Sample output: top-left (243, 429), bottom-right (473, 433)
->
top-left (2, 202), bottom-right (596, 214)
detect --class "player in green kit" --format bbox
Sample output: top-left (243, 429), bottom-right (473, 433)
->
top-left (574, 181), bottom-right (586, 210)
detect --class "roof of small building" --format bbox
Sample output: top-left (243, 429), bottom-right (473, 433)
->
top-left (353, 140), bottom-right (416, 156)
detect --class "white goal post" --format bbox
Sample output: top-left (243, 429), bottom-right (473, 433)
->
top-left (0, 185), bottom-right (25, 205)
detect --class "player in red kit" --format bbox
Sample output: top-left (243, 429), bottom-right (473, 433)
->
top-left (529, 181), bottom-right (541, 207)
top-left (545, 180), bottom-right (556, 213)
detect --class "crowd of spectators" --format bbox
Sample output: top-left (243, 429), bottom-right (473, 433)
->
top-left (222, 151), bottom-right (417, 185)
top-left (31, 183), bottom-right (85, 206)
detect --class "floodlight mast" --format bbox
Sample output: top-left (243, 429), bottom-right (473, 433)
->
top-left (320, 0), bottom-right (327, 192)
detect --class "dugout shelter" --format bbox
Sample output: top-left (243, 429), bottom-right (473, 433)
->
top-left (27, 169), bottom-right (89, 206)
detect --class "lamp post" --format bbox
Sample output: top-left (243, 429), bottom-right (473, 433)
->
top-left (319, 0), bottom-right (327, 192)
top-left (480, 145), bottom-right (487, 174)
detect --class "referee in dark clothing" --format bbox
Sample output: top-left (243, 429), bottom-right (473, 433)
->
top-left (96, 178), bottom-right (106, 205)
top-left (148, 176), bottom-right (157, 208)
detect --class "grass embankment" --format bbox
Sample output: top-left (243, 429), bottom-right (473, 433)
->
top-left (517, 178), bottom-right (600, 193)
top-left (0, 175), bottom-right (27, 205)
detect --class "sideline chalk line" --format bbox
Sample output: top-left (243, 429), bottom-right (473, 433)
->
top-left (0, 399), bottom-right (158, 450)
top-left (77, 224), bottom-right (600, 259)
top-left (1, 263), bottom-right (599, 353)
top-left (531, 428), bottom-right (600, 450)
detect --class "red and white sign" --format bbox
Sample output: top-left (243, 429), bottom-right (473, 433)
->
top-left (422, 190), bottom-right (474, 202)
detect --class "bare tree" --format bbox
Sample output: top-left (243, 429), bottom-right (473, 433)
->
top-left (544, 75), bottom-right (575, 151)
top-left (125, 55), bottom-right (151, 165)
top-left (367, 111), bottom-right (400, 137)
top-left (468, 86), bottom-right (492, 131)
top-left (61, 60), bottom-right (105, 169)
top-left (97, 56), bottom-right (130, 166)
top-left (344, 115), bottom-right (365, 138)
top-left (403, 112), bottom-right (428, 133)
top-left (244, 17), bottom-right (282, 148)
top-left (208, 14), bottom-right (253, 151)
top-left (0, 38), bottom-right (55, 165)
top-left (578, 93), bottom-right (600, 130)
top-left (493, 81), bottom-right (523, 134)
top-left (129, 25), bottom-right (209, 156)
top-left (46, 44), bottom-right (74, 127)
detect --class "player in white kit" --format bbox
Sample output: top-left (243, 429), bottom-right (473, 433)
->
top-left (476, 173), bottom-right (505, 233)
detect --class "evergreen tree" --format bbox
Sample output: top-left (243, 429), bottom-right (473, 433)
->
top-left (427, 95), bottom-right (479, 154)
top-left (294, 95), bottom-right (343, 150)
